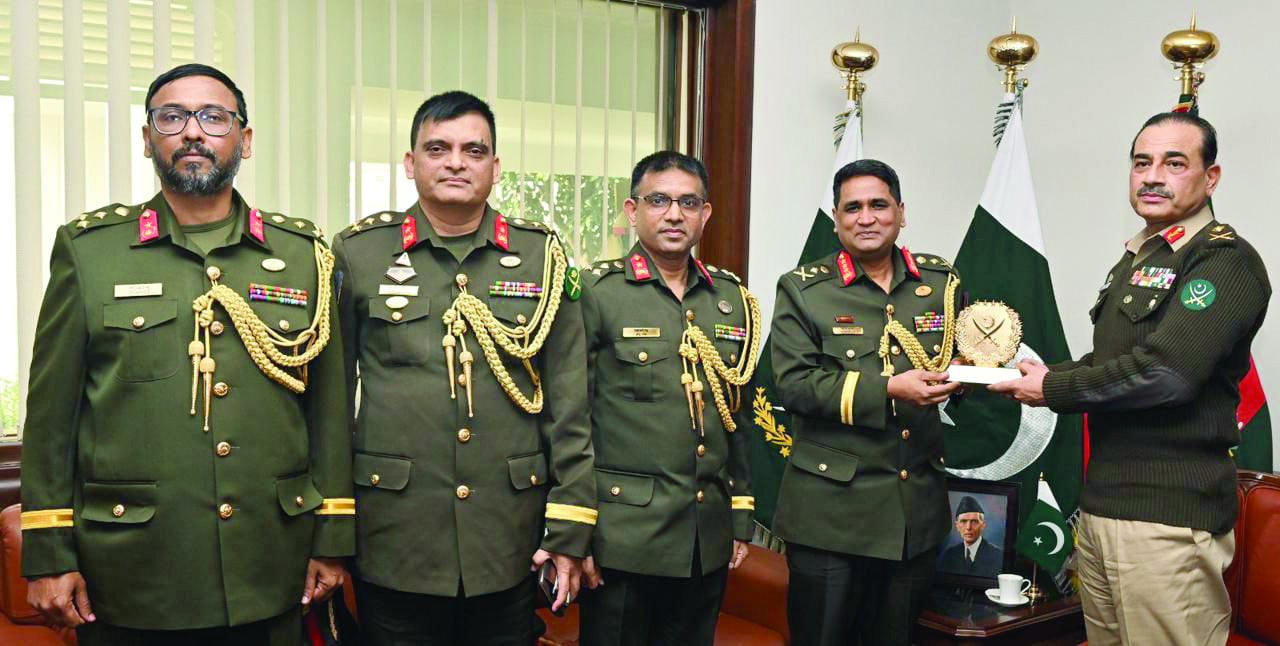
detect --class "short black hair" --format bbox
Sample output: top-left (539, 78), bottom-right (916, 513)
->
top-left (833, 158), bottom-right (901, 207)
top-left (145, 63), bottom-right (248, 126)
top-left (409, 90), bottom-right (497, 152)
top-left (629, 150), bottom-right (709, 199)
top-left (1129, 112), bottom-right (1218, 166)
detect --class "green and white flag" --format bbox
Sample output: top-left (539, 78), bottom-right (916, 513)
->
top-left (1016, 477), bottom-right (1073, 574)
top-left (946, 94), bottom-right (1084, 567)
top-left (749, 100), bottom-right (862, 530)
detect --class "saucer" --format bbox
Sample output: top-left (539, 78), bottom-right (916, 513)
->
top-left (984, 588), bottom-right (1030, 606)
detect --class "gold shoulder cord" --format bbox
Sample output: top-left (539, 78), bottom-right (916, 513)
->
top-left (878, 273), bottom-right (960, 376)
top-left (440, 233), bottom-right (568, 416)
top-left (188, 240), bottom-right (335, 431)
top-left (678, 285), bottom-right (762, 434)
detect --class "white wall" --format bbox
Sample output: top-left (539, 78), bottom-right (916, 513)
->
top-left (749, 0), bottom-right (1280, 424)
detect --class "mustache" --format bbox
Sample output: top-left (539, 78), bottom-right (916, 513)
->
top-left (1137, 184), bottom-right (1173, 198)
top-left (172, 143), bottom-right (216, 164)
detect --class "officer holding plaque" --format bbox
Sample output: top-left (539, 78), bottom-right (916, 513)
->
top-left (770, 159), bottom-right (963, 646)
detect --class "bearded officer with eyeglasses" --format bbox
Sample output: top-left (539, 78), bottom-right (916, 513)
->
top-left (20, 63), bottom-right (353, 646)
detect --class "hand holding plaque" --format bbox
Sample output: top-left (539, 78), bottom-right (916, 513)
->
top-left (947, 301), bottom-right (1024, 384)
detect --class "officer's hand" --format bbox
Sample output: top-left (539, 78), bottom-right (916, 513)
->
top-left (988, 360), bottom-right (1048, 406)
top-left (581, 555), bottom-right (605, 589)
top-left (302, 557), bottom-right (348, 605)
top-left (28, 571), bottom-right (94, 627)
top-left (729, 540), bottom-right (750, 570)
top-left (532, 549), bottom-right (582, 613)
top-left (887, 369), bottom-right (963, 406)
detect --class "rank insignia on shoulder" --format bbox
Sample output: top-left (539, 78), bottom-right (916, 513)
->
top-left (1130, 266), bottom-right (1177, 290)
top-left (249, 283), bottom-right (309, 307)
top-left (1208, 223), bottom-right (1236, 242)
top-left (914, 312), bottom-right (945, 333)
top-left (1181, 279), bottom-right (1216, 311)
top-left (714, 324), bottom-right (747, 341)
top-left (564, 266), bottom-right (582, 301)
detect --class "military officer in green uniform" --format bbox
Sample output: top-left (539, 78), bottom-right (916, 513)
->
top-left (20, 64), bottom-right (353, 645)
top-left (577, 151), bottom-right (759, 645)
top-left (770, 159), bottom-right (963, 646)
top-left (333, 90), bottom-right (596, 645)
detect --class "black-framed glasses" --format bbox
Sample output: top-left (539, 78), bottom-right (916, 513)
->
top-left (634, 192), bottom-right (707, 214)
top-left (148, 107), bottom-right (245, 136)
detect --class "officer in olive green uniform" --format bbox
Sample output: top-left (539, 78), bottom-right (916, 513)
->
top-left (20, 65), bottom-right (353, 646)
top-left (770, 159), bottom-right (962, 646)
top-left (334, 91), bottom-right (595, 646)
top-left (578, 152), bottom-right (759, 646)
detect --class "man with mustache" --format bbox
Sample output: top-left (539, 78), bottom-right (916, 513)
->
top-left (21, 63), bottom-right (353, 645)
top-left (991, 112), bottom-right (1271, 646)
top-left (332, 90), bottom-right (596, 645)
top-left (770, 159), bottom-right (963, 646)
top-left (575, 151), bottom-right (761, 645)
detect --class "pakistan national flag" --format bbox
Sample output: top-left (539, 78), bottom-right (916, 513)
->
top-left (946, 95), bottom-right (1084, 537)
top-left (749, 101), bottom-right (862, 530)
top-left (1016, 477), bottom-right (1073, 574)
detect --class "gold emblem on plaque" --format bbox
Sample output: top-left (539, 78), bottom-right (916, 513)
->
top-left (955, 301), bottom-right (1022, 368)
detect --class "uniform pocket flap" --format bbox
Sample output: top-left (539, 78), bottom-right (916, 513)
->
top-left (370, 296), bottom-right (430, 325)
top-left (103, 299), bottom-right (178, 332)
top-left (275, 472), bottom-right (323, 516)
top-left (507, 452), bottom-right (550, 491)
top-left (490, 299), bottom-right (536, 326)
top-left (613, 343), bottom-right (672, 366)
top-left (595, 468), bottom-right (656, 506)
top-left (82, 481), bottom-right (158, 524)
top-left (353, 452), bottom-right (412, 490)
top-left (791, 441), bottom-right (859, 482)
top-left (821, 335), bottom-right (878, 361)
top-left (1118, 287), bottom-right (1170, 322)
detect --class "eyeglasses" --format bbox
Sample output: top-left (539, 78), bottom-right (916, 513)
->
top-left (148, 107), bottom-right (245, 136)
top-left (633, 192), bottom-right (707, 214)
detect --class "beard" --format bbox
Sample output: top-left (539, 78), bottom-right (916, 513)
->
top-left (153, 140), bottom-right (242, 196)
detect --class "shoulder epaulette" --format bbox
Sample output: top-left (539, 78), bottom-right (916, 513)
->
top-left (701, 263), bottom-right (743, 284)
top-left (787, 260), bottom-right (837, 289)
top-left (585, 258), bottom-right (626, 285)
top-left (1205, 222), bottom-right (1238, 248)
top-left (341, 211), bottom-right (405, 239)
top-left (70, 203), bottom-right (141, 237)
top-left (504, 215), bottom-right (552, 234)
top-left (260, 210), bottom-right (327, 243)
top-left (911, 252), bottom-right (954, 272)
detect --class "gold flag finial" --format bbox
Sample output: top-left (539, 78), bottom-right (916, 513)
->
top-left (988, 23), bottom-right (1038, 93)
top-left (832, 30), bottom-right (878, 102)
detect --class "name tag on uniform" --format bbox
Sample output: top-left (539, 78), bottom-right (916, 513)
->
top-left (114, 283), bottom-right (163, 298)
top-left (379, 284), bottom-right (420, 297)
top-left (622, 327), bottom-right (661, 338)
top-left (831, 326), bottom-right (864, 336)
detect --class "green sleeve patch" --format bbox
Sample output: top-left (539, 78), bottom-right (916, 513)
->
top-left (1180, 278), bottom-right (1216, 310)
top-left (564, 266), bottom-right (582, 301)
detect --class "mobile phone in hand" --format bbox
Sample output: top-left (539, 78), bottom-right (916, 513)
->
top-left (537, 560), bottom-right (565, 617)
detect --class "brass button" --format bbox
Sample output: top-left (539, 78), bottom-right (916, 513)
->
top-left (206, 266), bottom-right (222, 281)
top-left (846, 349), bottom-right (855, 359)
top-left (638, 351), bottom-right (649, 363)
top-left (218, 503), bottom-right (234, 519)
top-left (455, 273), bottom-right (469, 287)
top-left (610, 485), bottom-right (622, 496)
top-left (933, 344), bottom-right (941, 353)
top-left (891, 346), bottom-right (901, 356)
top-left (1123, 294), bottom-right (1133, 304)
top-left (696, 490), bottom-right (705, 503)
top-left (370, 473), bottom-right (381, 486)
top-left (728, 479), bottom-right (734, 488)
top-left (131, 316), bottom-right (146, 329)
top-left (530, 474), bottom-right (539, 485)
top-left (278, 319), bottom-right (291, 331)
top-left (730, 353), bottom-right (738, 364)
top-left (210, 321), bottom-right (225, 336)
top-left (901, 429), bottom-right (911, 441)
top-left (899, 469), bottom-right (909, 481)
top-left (456, 485), bottom-right (471, 500)
top-left (213, 382), bottom-right (229, 397)
top-left (215, 441), bottom-right (231, 457)
top-left (818, 463), bottom-right (828, 472)
top-left (392, 311), bottom-right (404, 322)
top-left (295, 496), bottom-right (305, 507)
top-left (685, 309), bottom-right (695, 321)
top-left (940, 456), bottom-right (945, 465)
top-left (516, 314), bottom-right (527, 325)
top-left (112, 504), bottom-right (125, 518)
top-left (457, 428), bottom-right (472, 443)
top-left (457, 373), bottom-right (468, 386)
top-left (697, 444), bottom-right (706, 457)
top-left (885, 304), bottom-right (895, 316)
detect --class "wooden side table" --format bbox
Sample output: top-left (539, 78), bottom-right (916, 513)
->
top-left (913, 587), bottom-right (1086, 646)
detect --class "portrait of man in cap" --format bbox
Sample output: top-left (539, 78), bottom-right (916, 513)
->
top-left (938, 495), bottom-right (1005, 579)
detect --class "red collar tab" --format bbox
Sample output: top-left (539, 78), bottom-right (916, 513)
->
top-left (248, 208), bottom-right (265, 244)
top-left (1163, 226), bottom-right (1186, 245)
top-left (631, 253), bottom-right (652, 280)
top-left (837, 251), bottom-right (857, 286)
top-left (139, 209), bottom-right (160, 243)
top-left (695, 259), bottom-right (715, 286)
top-left (401, 216), bottom-right (418, 251)
top-left (494, 214), bottom-right (510, 251)
top-left (901, 247), bottom-right (921, 279)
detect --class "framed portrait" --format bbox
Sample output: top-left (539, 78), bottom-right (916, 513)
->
top-left (934, 477), bottom-right (1020, 589)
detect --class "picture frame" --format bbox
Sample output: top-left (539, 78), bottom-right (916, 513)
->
top-left (934, 476), bottom-right (1021, 590)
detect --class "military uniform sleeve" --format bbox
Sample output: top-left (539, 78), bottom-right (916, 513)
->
top-left (580, 278), bottom-right (602, 408)
top-left (306, 239), bottom-right (355, 557)
top-left (538, 258), bottom-right (597, 557)
top-left (1044, 247), bottom-right (1268, 414)
top-left (332, 235), bottom-right (359, 421)
top-left (770, 277), bottom-right (888, 430)
top-left (21, 226), bottom-right (87, 578)
top-left (728, 370), bottom-right (756, 541)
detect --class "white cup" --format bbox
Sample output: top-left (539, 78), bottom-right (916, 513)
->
top-left (996, 573), bottom-right (1031, 603)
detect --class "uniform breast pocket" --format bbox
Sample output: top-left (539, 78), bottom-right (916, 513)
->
top-left (613, 340), bottom-right (673, 402)
top-left (1117, 286), bottom-right (1172, 324)
top-left (820, 335), bottom-right (878, 371)
top-left (103, 299), bottom-right (181, 382)
top-left (368, 297), bottom-right (431, 366)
